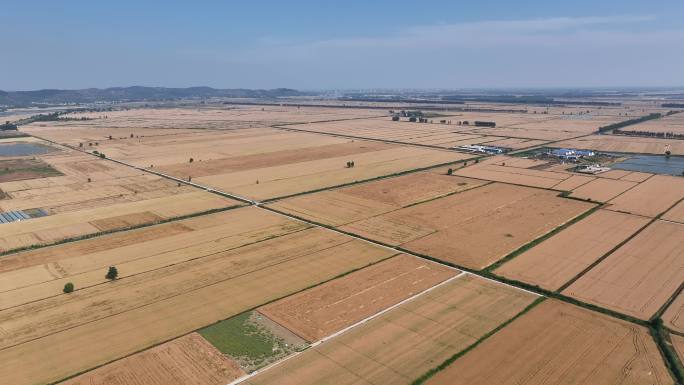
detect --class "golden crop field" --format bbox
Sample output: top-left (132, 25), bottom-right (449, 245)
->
top-left (3, 101), bottom-right (682, 385)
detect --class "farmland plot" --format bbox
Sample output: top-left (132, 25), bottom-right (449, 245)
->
top-left (60, 333), bottom-right (245, 385)
top-left (0, 208), bottom-right (396, 385)
top-left (338, 183), bottom-right (592, 269)
top-left (0, 147), bottom-right (237, 251)
top-left (422, 300), bottom-right (673, 385)
top-left (495, 210), bottom-right (650, 290)
top-left (246, 275), bottom-right (537, 385)
top-left (268, 172), bottom-right (487, 226)
top-left (563, 220), bottom-right (684, 320)
top-left (259, 254), bottom-right (458, 342)
top-left (606, 175), bottom-right (684, 217)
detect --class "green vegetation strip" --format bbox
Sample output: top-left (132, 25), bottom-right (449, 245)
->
top-left (410, 297), bottom-right (546, 385)
top-left (598, 112), bottom-right (662, 133)
top-left (651, 319), bottom-right (684, 384)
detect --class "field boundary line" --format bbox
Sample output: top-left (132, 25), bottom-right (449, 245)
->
top-left (225, 271), bottom-right (468, 385)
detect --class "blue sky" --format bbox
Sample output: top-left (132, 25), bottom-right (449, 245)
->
top-left (2, 1), bottom-right (683, 90)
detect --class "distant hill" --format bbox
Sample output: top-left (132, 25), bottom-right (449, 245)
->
top-left (0, 87), bottom-right (307, 107)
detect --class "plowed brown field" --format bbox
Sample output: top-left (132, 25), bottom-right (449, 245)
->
top-left (495, 210), bottom-right (649, 290)
top-left (563, 220), bottom-right (684, 320)
top-left (422, 300), bottom-right (673, 385)
top-left (246, 275), bottom-right (537, 385)
top-left (60, 333), bottom-right (245, 385)
top-left (258, 254), bottom-right (458, 342)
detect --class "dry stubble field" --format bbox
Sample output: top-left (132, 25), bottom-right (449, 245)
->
top-left (246, 275), bottom-right (537, 385)
top-left (25, 123), bottom-right (470, 200)
top-left (495, 209), bottom-right (650, 291)
top-left (259, 254), bottom-right (458, 342)
top-left (563, 220), bottom-right (684, 320)
top-left (551, 134), bottom-right (684, 155)
top-left (0, 207), bottom-right (398, 385)
top-left (0, 141), bottom-right (236, 251)
top-left (272, 176), bottom-right (593, 270)
top-left (60, 332), bottom-right (246, 385)
top-left (282, 115), bottom-right (550, 149)
top-left (662, 291), bottom-right (684, 334)
top-left (421, 300), bottom-right (673, 385)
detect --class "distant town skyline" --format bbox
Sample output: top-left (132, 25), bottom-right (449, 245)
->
top-left (3, 0), bottom-right (684, 90)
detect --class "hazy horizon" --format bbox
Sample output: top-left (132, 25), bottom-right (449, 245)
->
top-left (4, 1), bottom-right (684, 90)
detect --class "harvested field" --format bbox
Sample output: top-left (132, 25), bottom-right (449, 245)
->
top-left (258, 254), bottom-right (458, 342)
top-left (422, 300), bottom-right (674, 385)
top-left (281, 116), bottom-right (549, 149)
top-left (337, 183), bottom-right (593, 269)
top-left (59, 333), bottom-right (245, 385)
top-left (551, 135), bottom-right (684, 155)
top-left (495, 210), bottom-right (650, 290)
top-left (246, 275), bottom-right (537, 385)
top-left (0, 208), bottom-right (310, 308)
top-left (606, 175), bottom-right (684, 217)
top-left (452, 155), bottom-right (594, 189)
top-left (268, 172), bottom-right (486, 226)
top-left (596, 169), bottom-right (633, 179)
top-left (24, 106), bottom-right (384, 144)
top-left (663, 200), bottom-right (684, 223)
top-left (26, 127), bottom-right (469, 200)
top-left (0, 158), bottom-right (63, 182)
top-left (619, 171), bottom-right (653, 182)
top-left (568, 177), bottom-right (637, 202)
top-left (0, 208), bottom-right (396, 385)
top-left (563, 220), bottom-right (684, 320)
top-left (0, 147), bottom-right (237, 251)
top-left (663, 291), bottom-right (684, 334)
top-left (551, 174), bottom-right (594, 191)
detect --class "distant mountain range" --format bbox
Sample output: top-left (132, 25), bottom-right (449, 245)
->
top-left (0, 87), bottom-right (307, 108)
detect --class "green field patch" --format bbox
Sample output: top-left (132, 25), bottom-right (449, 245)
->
top-left (199, 310), bottom-right (307, 372)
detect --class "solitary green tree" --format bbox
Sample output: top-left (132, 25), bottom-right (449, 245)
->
top-left (63, 282), bottom-right (74, 293)
top-left (447, 168), bottom-right (453, 175)
top-left (105, 266), bottom-right (118, 280)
